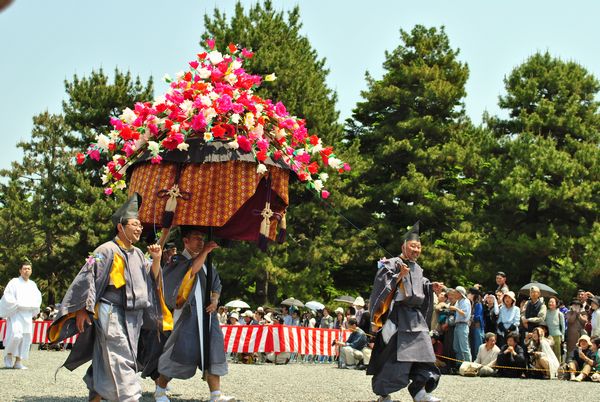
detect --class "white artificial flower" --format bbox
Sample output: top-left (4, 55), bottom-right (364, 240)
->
top-left (177, 142), bottom-right (189, 151)
top-left (225, 140), bottom-right (239, 150)
top-left (255, 103), bottom-right (264, 114)
top-left (319, 173), bottom-right (329, 182)
top-left (198, 68), bottom-right (211, 80)
top-left (209, 91), bottom-right (220, 100)
top-left (274, 127), bottom-right (286, 140)
top-left (120, 107), bottom-right (137, 124)
top-left (200, 95), bottom-right (212, 106)
top-left (208, 50), bottom-right (224, 65)
top-left (176, 70), bottom-right (185, 80)
top-left (153, 95), bottom-right (166, 106)
top-left (148, 141), bottom-right (160, 155)
top-left (109, 130), bottom-right (119, 140)
top-left (224, 73), bottom-right (237, 85)
top-left (256, 163), bottom-right (268, 175)
top-left (171, 123), bottom-right (180, 132)
top-left (313, 179), bottom-right (324, 192)
top-left (180, 100), bottom-right (194, 116)
top-left (244, 113), bottom-right (255, 128)
top-left (203, 107), bottom-right (217, 121)
top-left (101, 174), bottom-right (109, 185)
top-left (231, 113), bottom-right (241, 124)
top-left (231, 60), bottom-right (242, 70)
top-left (311, 143), bottom-right (323, 154)
top-left (96, 134), bottom-right (110, 151)
top-left (264, 73), bottom-right (277, 82)
top-left (328, 157), bottom-right (342, 169)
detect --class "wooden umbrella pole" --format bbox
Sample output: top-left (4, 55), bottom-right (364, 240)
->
top-left (158, 227), bottom-right (171, 249)
top-left (203, 227), bottom-right (213, 377)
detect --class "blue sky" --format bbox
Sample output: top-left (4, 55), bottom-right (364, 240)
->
top-left (1, 0), bottom-right (600, 172)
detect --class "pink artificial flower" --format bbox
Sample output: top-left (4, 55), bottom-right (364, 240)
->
top-left (110, 117), bottom-right (123, 130)
top-left (215, 94), bottom-right (233, 114)
top-left (206, 38), bottom-right (215, 50)
top-left (151, 155), bottom-right (163, 164)
top-left (147, 123), bottom-right (159, 136)
top-left (104, 188), bottom-right (113, 196)
top-left (189, 60), bottom-right (199, 69)
top-left (241, 48), bottom-right (254, 58)
top-left (191, 114), bottom-right (207, 132)
top-left (122, 141), bottom-right (135, 157)
top-left (87, 148), bottom-right (101, 161)
top-left (275, 102), bottom-right (288, 117)
top-left (295, 152), bottom-right (310, 164)
top-left (232, 103), bottom-right (245, 114)
top-left (343, 163), bottom-right (351, 171)
top-left (256, 139), bottom-right (269, 151)
top-left (321, 190), bottom-right (330, 199)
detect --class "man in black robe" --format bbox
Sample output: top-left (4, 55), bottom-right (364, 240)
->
top-left (367, 222), bottom-right (443, 402)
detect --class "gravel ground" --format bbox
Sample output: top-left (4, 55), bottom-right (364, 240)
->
top-left (1, 350), bottom-right (598, 401)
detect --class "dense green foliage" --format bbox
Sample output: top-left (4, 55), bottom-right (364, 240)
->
top-left (0, 1), bottom-right (598, 306)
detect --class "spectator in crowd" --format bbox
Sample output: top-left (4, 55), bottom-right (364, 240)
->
top-left (566, 299), bottom-right (588, 353)
top-left (449, 286), bottom-right (472, 364)
top-left (459, 332), bottom-right (500, 377)
top-left (354, 297), bottom-right (365, 324)
top-left (241, 310), bottom-right (256, 325)
top-left (281, 305), bottom-right (293, 326)
top-left (358, 300), bottom-right (371, 335)
top-left (521, 286), bottom-right (547, 334)
top-left (496, 332), bottom-right (526, 378)
top-left (335, 317), bottom-right (368, 369)
top-left (495, 271), bottom-right (509, 294)
top-left (254, 310), bottom-right (265, 325)
top-left (290, 308), bottom-right (301, 326)
top-left (319, 308), bottom-right (334, 329)
top-left (162, 242), bottom-right (178, 265)
top-left (229, 312), bottom-right (240, 325)
top-left (495, 290), bottom-right (505, 306)
top-left (496, 291), bottom-right (520, 347)
top-left (432, 291), bottom-right (448, 332)
top-left (567, 335), bottom-right (595, 381)
top-left (302, 310), bottom-right (317, 328)
top-left (441, 288), bottom-right (456, 366)
top-left (545, 296), bottom-right (566, 363)
top-left (334, 307), bottom-right (346, 330)
top-left (589, 297), bottom-right (599, 337)
top-left (217, 306), bottom-right (228, 325)
top-left (483, 293), bottom-right (499, 335)
top-left (526, 326), bottom-right (559, 379)
top-left (0, 261), bottom-right (42, 370)
top-left (468, 288), bottom-right (485, 358)
top-left (578, 289), bottom-right (591, 312)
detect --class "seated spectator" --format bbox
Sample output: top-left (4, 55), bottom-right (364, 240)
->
top-left (460, 332), bottom-right (501, 377)
top-left (589, 337), bottom-right (600, 382)
top-left (496, 332), bottom-right (526, 378)
top-left (334, 317), bottom-right (368, 369)
top-left (568, 335), bottom-right (595, 381)
top-left (526, 326), bottom-right (559, 379)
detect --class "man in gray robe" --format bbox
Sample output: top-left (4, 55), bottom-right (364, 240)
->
top-left (367, 222), bottom-right (443, 402)
top-left (49, 193), bottom-right (164, 402)
top-left (153, 226), bottom-right (234, 402)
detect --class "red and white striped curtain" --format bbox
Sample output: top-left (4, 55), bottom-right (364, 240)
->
top-left (222, 324), bottom-right (350, 356)
top-left (0, 320), bottom-right (78, 344)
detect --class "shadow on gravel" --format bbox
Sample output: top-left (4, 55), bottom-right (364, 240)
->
top-left (13, 398), bottom-right (83, 402)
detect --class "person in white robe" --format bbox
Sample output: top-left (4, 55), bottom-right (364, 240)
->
top-left (0, 262), bottom-right (42, 369)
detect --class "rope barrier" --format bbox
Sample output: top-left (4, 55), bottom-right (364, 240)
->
top-left (435, 354), bottom-right (585, 374)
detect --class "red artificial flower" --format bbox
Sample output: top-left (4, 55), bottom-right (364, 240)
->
top-left (162, 132), bottom-right (184, 150)
top-left (76, 152), bottom-right (85, 165)
top-left (273, 150), bottom-right (282, 160)
top-left (184, 72), bottom-right (192, 82)
top-left (108, 142), bottom-right (117, 151)
top-left (309, 135), bottom-right (320, 146)
top-left (308, 162), bottom-right (319, 174)
top-left (151, 155), bottom-right (163, 164)
top-left (256, 150), bottom-right (267, 162)
top-left (211, 124), bottom-right (227, 139)
top-left (228, 43), bottom-right (237, 53)
top-left (164, 119), bottom-right (174, 130)
top-left (241, 48), bottom-right (254, 58)
top-left (197, 52), bottom-right (207, 60)
top-left (156, 103), bottom-right (168, 114)
top-left (297, 171), bottom-right (309, 181)
top-left (120, 126), bottom-right (139, 141)
top-left (237, 135), bottom-right (252, 152)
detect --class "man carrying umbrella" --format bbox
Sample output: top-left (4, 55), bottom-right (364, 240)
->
top-left (367, 222), bottom-right (443, 402)
top-left (153, 226), bottom-right (234, 402)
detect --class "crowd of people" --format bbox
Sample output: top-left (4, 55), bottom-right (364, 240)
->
top-left (430, 272), bottom-right (600, 382)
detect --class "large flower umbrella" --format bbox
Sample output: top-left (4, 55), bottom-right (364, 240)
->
top-left (77, 40), bottom-right (348, 376)
top-left (518, 282), bottom-right (558, 299)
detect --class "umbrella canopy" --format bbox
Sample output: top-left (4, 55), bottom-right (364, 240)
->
top-left (518, 282), bottom-right (558, 298)
top-left (225, 299), bottom-right (250, 309)
top-left (281, 297), bottom-right (304, 308)
top-left (305, 301), bottom-right (325, 311)
top-left (334, 295), bottom-right (356, 304)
